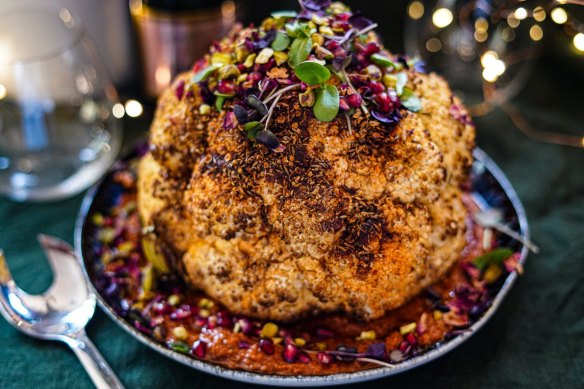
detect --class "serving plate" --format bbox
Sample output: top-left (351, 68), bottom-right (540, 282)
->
top-left (74, 147), bottom-right (530, 386)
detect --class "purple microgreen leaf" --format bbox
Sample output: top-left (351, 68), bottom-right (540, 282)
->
top-left (255, 130), bottom-right (283, 152)
top-left (247, 95), bottom-right (269, 116)
top-left (301, 0), bottom-right (331, 12)
top-left (371, 109), bottom-right (401, 124)
top-left (349, 12), bottom-right (373, 30)
top-left (332, 55), bottom-right (352, 73)
top-left (414, 60), bottom-right (428, 73)
top-left (233, 105), bottom-right (249, 124)
top-left (222, 111), bottom-right (237, 129)
top-left (365, 343), bottom-right (387, 361)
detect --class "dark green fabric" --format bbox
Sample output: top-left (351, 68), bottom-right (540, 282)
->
top-left (2, 47), bottom-right (584, 389)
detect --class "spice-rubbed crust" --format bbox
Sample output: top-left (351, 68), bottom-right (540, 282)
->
top-left (138, 65), bottom-right (475, 321)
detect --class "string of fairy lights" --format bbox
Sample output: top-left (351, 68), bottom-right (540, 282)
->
top-left (406, 0), bottom-right (584, 148)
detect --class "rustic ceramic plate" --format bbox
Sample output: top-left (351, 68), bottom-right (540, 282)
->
top-left (74, 148), bottom-right (530, 386)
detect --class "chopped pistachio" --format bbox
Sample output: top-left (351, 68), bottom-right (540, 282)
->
top-left (98, 227), bottom-right (116, 244)
top-left (294, 338), bottom-right (306, 347)
top-left (433, 310), bottom-right (443, 320)
top-left (311, 14), bottom-right (329, 25)
top-left (91, 213), bottom-right (104, 226)
top-left (218, 64), bottom-right (240, 80)
top-left (168, 294), bottom-right (181, 306)
top-left (234, 46), bottom-right (249, 63)
top-left (311, 33), bottom-right (325, 46)
top-left (299, 89), bottom-right (315, 107)
top-left (236, 73), bottom-right (248, 84)
top-left (211, 52), bottom-right (232, 66)
top-left (366, 64), bottom-right (382, 80)
top-left (261, 17), bottom-right (275, 30)
top-left (255, 48), bottom-right (275, 64)
top-left (233, 321), bottom-right (242, 333)
top-left (199, 309), bottom-right (210, 318)
top-left (273, 337), bottom-right (283, 345)
top-left (307, 21), bottom-right (317, 30)
top-left (484, 263), bottom-right (503, 283)
top-left (274, 51), bottom-right (288, 65)
top-left (358, 330), bottom-right (377, 340)
top-left (330, 1), bottom-right (350, 14)
top-left (315, 45), bottom-right (333, 60)
top-left (260, 322), bottom-right (279, 338)
top-left (400, 322), bottom-right (417, 335)
top-left (172, 326), bottom-right (188, 341)
top-left (315, 342), bottom-right (327, 351)
top-left (199, 104), bottom-right (211, 115)
top-left (141, 265), bottom-right (155, 292)
top-left (117, 241), bottom-right (134, 254)
top-left (198, 298), bottom-right (215, 309)
top-left (243, 53), bottom-right (257, 68)
top-left (319, 26), bottom-right (334, 36)
top-left (383, 74), bottom-right (398, 88)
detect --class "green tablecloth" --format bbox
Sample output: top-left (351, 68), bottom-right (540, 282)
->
top-left (1, 99), bottom-right (583, 389)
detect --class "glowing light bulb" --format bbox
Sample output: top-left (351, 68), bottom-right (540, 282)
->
top-left (514, 7), bottom-right (528, 20)
top-left (529, 25), bottom-right (544, 41)
top-left (125, 99), bottom-right (143, 118)
top-left (574, 33), bottom-right (584, 52)
top-left (432, 8), bottom-right (453, 29)
top-left (408, 1), bottom-right (424, 20)
top-left (482, 67), bottom-right (499, 83)
top-left (533, 7), bottom-right (546, 22)
top-left (507, 15), bottom-right (520, 28)
top-left (426, 38), bottom-right (442, 52)
top-left (0, 84), bottom-right (6, 100)
top-left (112, 103), bottom-right (125, 119)
top-left (481, 51), bottom-right (499, 68)
top-left (551, 8), bottom-right (568, 24)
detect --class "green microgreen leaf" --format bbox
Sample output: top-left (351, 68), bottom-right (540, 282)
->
top-left (192, 64), bottom-right (220, 83)
top-left (215, 96), bottom-right (226, 111)
top-left (288, 37), bottom-right (313, 68)
top-left (293, 61), bottom-right (331, 85)
top-left (271, 32), bottom-right (291, 51)
top-left (370, 53), bottom-right (398, 68)
top-left (472, 248), bottom-right (514, 272)
top-left (286, 22), bottom-right (312, 39)
top-left (271, 10), bottom-right (297, 19)
top-left (401, 95), bottom-right (422, 112)
top-left (214, 91), bottom-right (235, 98)
top-left (244, 121), bottom-right (263, 140)
top-left (314, 85), bottom-right (339, 122)
top-left (395, 72), bottom-right (408, 96)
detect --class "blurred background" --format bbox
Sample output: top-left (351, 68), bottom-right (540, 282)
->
top-left (1, 0), bottom-right (582, 148)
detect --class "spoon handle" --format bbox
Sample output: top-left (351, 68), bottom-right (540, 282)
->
top-left (64, 330), bottom-right (125, 389)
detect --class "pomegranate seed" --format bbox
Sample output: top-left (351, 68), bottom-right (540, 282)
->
top-left (300, 82), bottom-right (308, 92)
top-left (259, 338), bottom-right (275, 355)
top-left (317, 352), bottom-right (333, 365)
top-left (282, 343), bottom-right (299, 363)
top-left (370, 81), bottom-right (385, 93)
top-left (216, 80), bottom-right (235, 95)
top-left (175, 80), bottom-right (185, 100)
top-left (398, 340), bottom-right (411, 354)
top-left (362, 42), bottom-right (381, 57)
top-left (297, 352), bottom-right (311, 364)
top-left (347, 93), bottom-right (362, 108)
top-left (406, 332), bottom-right (417, 345)
top-left (336, 12), bottom-right (351, 21)
top-left (316, 328), bottom-right (334, 339)
top-left (191, 339), bottom-right (207, 358)
top-left (216, 310), bottom-right (232, 328)
top-left (238, 318), bottom-right (255, 335)
top-left (325, 41), bottom-right (340, 50)
top-left (169, 308), bottom-right (191, 321)
top-left (375, 92), bottom-right (391, 112)
top-left (152, 302), bottom-right (171, 315)
top-left (339, 97), bottom-right (350, 111)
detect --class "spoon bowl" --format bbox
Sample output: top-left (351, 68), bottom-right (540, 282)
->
top-left (0, 235), bottom-right (124, 389)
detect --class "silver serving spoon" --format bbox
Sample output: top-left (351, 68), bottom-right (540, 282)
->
top-left (0, 235), bottom-right (124, 389)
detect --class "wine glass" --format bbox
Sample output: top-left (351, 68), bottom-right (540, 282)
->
top-left (0, 7), bottom-right (122, 201)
